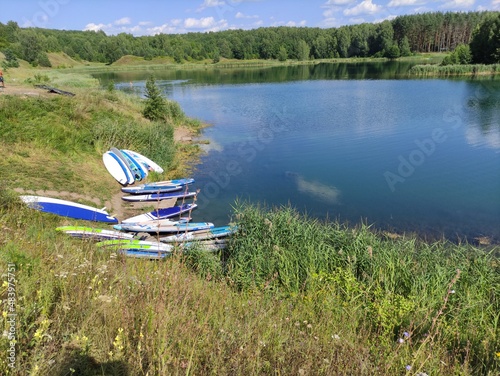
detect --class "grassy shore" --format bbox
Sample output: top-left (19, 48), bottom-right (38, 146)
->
top-left (0, 61), bottom-right (499, 375)
top-left (409, 63), bottom-right (500, 77)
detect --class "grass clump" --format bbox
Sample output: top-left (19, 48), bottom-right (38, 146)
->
top-left (0, 87), bottom-right (178, 196)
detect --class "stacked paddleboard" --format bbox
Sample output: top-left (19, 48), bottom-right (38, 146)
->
top-left (22, 147), bottom-right (238, 260)
top-left (102, 148), bottom-right (164, 187)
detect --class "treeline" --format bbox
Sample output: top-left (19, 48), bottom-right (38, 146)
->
top-left (0, 11), bottom-right (498, 67)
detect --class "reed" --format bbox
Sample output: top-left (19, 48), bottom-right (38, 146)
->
top-left (408, 63), bottom-right (500, 76)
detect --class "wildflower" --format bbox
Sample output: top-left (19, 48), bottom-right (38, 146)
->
top-left (332, 334), bottom-right (340, 340)
top-left (2, 311), bottom-right (7, 319)
top-left (496, 351), bottom-right (500, 358)
top-left (34, 329), bottom-right (44, 340)
top-left (450, 289), bottom-right (456, 294)
top-left (398, 338), bottom-right (404, 344)
top-left (2, 280), bottom-right (8, 288)
top-left (307, 323), bottom-right (312, 329)
top-left (405, 365), bottom-right (412, 371)
top-left (403, 331), bottom-right (410, 338)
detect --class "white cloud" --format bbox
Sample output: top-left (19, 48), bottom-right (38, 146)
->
top-left (324, 0), bottom-right (355, 4)
top-left (197, 0), bottom-right (226, 11)
top-left (412, 6), bottom-right (432, 12)
top-left (235, 12), bottom-right (259, 19)
top-left (114, 17), bottom-right (131, 26)
top-left (344, 0), bottom-right (382, 16)
top-left (374, 14), bottom-right (398, 23)
top-left (440, 0), bottom-right (475, 8)
top-left (184, 17), bottom-right (228, 31)
top-left (84, 22), bottom-right (110, 32)
top-left (203, 0), bottom-right (226, 6)
top-left (185, 17), bottom-right (215, 28)
top-left (285, 20), bottom-right (307, 27)
top-left (388, 0), bottom-right (425, 6)
top-left (493, 0), bottom-right (500, 9)
top-left (147, 24), bottom-right (178, 35)
top-left (128, 25), bottom-right (143, 34)
top-left (319, 17), bottom-right (340, 27)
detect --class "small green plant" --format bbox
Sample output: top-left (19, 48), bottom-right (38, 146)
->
top-left (24, 74), bottom-right (51, 84)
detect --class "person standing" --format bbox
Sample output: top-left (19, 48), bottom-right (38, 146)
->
top-left (0, 69), bottom-right (5, 88)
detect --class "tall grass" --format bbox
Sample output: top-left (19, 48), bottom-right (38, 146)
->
top-left (1, 194), bottom-right (497, 375)
top-left (225, 203), bottom-right (500, 374)
top-left (0, 88), bottom-right (177, 194)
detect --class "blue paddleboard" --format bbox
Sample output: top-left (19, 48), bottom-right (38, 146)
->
top-left (20, 196), bottom-right (119, 223)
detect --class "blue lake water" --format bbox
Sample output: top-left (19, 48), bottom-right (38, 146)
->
top-left (98, 63), bottom-right (500, 242)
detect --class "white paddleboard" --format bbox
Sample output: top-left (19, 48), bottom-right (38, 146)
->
top-left (122, 149), bottom-right (164, 174)
top-left (103, 151), bottom-right (134, 185)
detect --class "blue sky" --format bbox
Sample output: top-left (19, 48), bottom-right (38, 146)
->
top-left (2, 0), bottom-right (498, 35)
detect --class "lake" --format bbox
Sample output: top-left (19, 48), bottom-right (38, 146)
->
top-left (95, 62), bottom-right (500, 243)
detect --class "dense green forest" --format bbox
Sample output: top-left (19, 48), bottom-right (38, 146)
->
top-left (0, 11), bottom-right (498, 67)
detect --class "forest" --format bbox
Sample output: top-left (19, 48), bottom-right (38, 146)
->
top-left (0, 11), bottom-right (498, 67)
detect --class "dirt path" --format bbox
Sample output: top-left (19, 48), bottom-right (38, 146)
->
top-left (0, 84), bottom-right (52, 97)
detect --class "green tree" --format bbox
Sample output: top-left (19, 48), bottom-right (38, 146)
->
top-left (470, 13), bottom-right (500, 64)
top-left (36, 51), bottom-right (52, 67)
top-left (142, 75), bottom-right (184, 123)
top-left (385, 44), bottom-right (400, 59)
top-left (143, 75), bottom-right (167, 121)
top-left (441, 44), bottom-right (472, 65)
top-left (19, 29), bottom-right (43, 63)
top-left (399, 36), bottom-right (412, 57)
top-left (297, 39), bottom-right (310, 61)
top-left (212, 49), bottom-right (220, 64)
top-left (278, 46), bottom-right (288, 62)
top-left (1, 48), bottom-right (19, 68)
top-left (336, 27), bottom-right (350, 58)
top-left (100, 37), bottom-right (122, 65)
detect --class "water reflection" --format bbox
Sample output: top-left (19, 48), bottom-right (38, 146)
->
top-left (285, 171), bottom-right (341, 204)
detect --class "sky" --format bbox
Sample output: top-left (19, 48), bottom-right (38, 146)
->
top-left (1, 0), bottom-right (499, 36)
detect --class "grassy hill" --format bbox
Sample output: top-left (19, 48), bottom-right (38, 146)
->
top-left (0, 63), bottom-right (498, 375)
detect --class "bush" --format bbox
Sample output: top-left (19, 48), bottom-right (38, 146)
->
top-left (37, 52), bottom-right (52, 67)
top-left (441, 44), bottom-right (471, 66)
